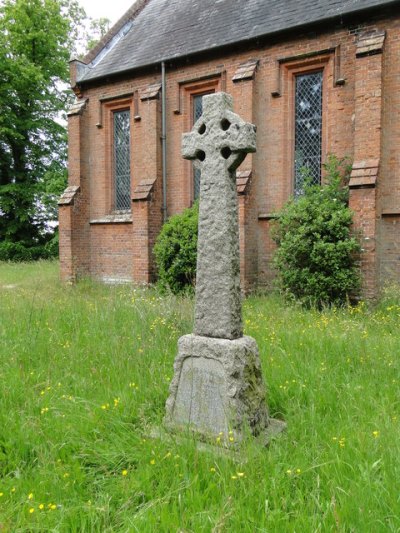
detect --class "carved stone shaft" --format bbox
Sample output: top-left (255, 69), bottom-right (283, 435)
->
top-left (182, 93), bottom-right (256, 339)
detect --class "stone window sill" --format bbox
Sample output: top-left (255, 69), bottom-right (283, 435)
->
top-left (258, 213), bottom-right (278, 220)
top-left (90, 212), bottom-right (132, 224)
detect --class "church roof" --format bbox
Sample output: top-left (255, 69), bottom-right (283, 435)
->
top-left (77, 0), bottom-right (397, 84)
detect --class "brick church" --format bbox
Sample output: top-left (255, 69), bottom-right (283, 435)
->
top-left (59, 0), bottom-right (400, 297)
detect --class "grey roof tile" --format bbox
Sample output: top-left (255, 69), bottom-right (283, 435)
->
top-left (78, 0), bottom-right (397, 83)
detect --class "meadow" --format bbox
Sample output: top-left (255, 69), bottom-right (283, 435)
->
top-left (0, 261), bottom-right (399, 532)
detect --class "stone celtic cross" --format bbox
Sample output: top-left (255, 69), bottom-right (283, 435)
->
top-left (182, 92), bottom-right (256, 340)
top-left (164, 93), bottom-right (284, 443)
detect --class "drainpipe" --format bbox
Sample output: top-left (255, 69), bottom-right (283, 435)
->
top-left (161, 61), bottom-right (167, 222)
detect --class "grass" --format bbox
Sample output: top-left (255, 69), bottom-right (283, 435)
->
top-left (0, 260), bottom-right (399, 532)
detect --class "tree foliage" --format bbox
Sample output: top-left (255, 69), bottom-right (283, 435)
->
top-left (85, 17), bottom-right (111, 51)
top-left (154, 203), bottom-right (199, 294)
top-left (271, 155), bottom-right (361, 308)
top-left (0, 0), bottom-right (84, 258)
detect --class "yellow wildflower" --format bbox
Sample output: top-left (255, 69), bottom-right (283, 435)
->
top-left (150, 459), bottom-right (156, 465)
top-left (28, 493), bottom-right (34, 500)
top-left (210, 467), bottom-right (216, 473)
top-left (39, 504), bottom-right (44, 510)
top-left (122, 469), bottom-right (128, 476)
top-left (29, 508), bottom-right (35, 514)
top-left (372, 430), bottom-right (379, 438)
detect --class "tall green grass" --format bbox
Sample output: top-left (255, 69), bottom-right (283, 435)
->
top-left (0, 261), bottom-right (398, 531)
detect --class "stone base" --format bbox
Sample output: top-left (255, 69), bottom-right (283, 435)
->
top-left (164, 334), bottom-right (280, 443)
top-left (151, 417), bottom-right (286, 457)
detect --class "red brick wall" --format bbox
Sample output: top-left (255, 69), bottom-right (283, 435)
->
top-left (379, 18), bottom-right (400, 288)
top-left (59, 107), bottom-right (90, 281)
top-left (60, 14), bottom-right (400, 295)
top-left (135, 96), bottom-right (163, 282)
top-left (90, 223), bottom-right (134, 281)
top-left (349, 44), bottom-right (383, 299)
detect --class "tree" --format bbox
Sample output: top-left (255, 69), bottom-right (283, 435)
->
top-left (85, 17), bottom-right (111, 51)
top-left (0, 0), bottom-right (85, 259)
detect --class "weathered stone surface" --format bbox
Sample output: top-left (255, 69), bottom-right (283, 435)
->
top-left (164, 92), bottom-right (285, 443)
top-left (165, 334), bottom-right (269, 440)
top-left (182, 92), bottom-right (256, 340)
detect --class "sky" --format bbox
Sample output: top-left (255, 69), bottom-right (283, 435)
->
top-left (78, 0), bottom-right (134, 24)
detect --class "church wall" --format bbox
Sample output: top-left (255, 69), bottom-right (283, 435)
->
top-left (61, 13), bottom-right (400, 296)
top-left (378, 17), bottom-right (400, 288)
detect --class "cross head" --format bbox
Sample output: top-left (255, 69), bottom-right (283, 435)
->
top-left (182, 92), bottom-right (256, 172)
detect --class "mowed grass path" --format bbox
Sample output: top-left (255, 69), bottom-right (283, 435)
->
top-left (0, 261), bottom-right (399, 532)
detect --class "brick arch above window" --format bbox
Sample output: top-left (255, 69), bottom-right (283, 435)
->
top-left (174, 72), bottom-right (225, 115)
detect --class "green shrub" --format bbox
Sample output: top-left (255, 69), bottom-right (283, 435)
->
top-left (44, 231), bottom-right (59, 258)
top-left (0, 233), bottom-right (59, 262)
top-left (154, 202), bottom-right (198, 294)
top-left (271, 155), bottom-right (361, 308)
top-left (0, 242), bottom-right (33, 261)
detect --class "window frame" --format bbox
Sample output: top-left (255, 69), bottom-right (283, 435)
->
top-left (112, 108), bottom-right (132, 211)
top-left (283, 56), bottom-right (330, 198)
top-left (183, 79), bottom-right (220, 203)
top-left (191, 90), bottom-right (215, 201)
top-left (293, 69), bottom-right (324, 196)
top-left (104, 97), bottom-right (134, 214)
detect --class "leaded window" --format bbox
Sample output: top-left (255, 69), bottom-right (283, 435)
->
top-left (192, 93), bottom-right (211, 200)
top-left (294, 71), bottom-right (323, 196)
top-left (113, 109), bottom-right (131, 211)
